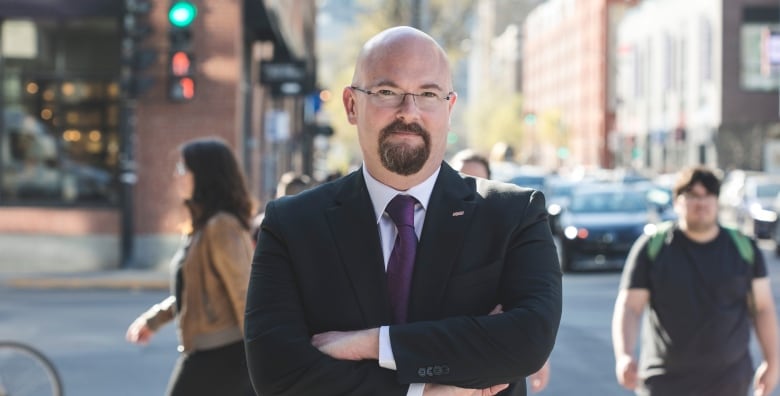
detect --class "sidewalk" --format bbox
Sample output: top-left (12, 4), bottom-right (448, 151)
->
top-left (0, 269), bottom-right (169, 291)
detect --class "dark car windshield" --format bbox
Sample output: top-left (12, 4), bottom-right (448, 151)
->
top-left (569, 190), bottom-right (647, 213)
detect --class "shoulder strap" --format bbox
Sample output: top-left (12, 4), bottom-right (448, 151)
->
top-left (647, 221), bottom-right (674, 262)
top-left (724, 227), bottom-right (755, 266)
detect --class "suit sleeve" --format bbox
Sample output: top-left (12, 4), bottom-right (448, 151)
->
top-left (390, 189), bottom-right (563, 388)
top-left (244, 201), bottom-right (409, 396)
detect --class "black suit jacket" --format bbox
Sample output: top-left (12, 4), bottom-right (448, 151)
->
top-left (245, 163), bottom-right (562, 396)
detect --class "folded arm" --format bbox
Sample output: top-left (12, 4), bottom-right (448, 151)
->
top-left (390, 191), bottom-right (562, 388)
top-left (244, 202), bottom-right (408, 396)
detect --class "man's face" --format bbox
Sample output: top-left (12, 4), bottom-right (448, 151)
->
top-left (344, 35), bottom-right (456, 177)
top-left (675, 182), bottom-right (719, 231)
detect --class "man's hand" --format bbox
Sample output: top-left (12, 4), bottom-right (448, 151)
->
top-left (615, 354), bottom-right (638, 390)
top-left (529, 359), bottom-right (550, 393)
top-left (423, 383), bottom-right (509, 395)
top-left (311, 328), bottom-right (379, 361)
top-left (754, 360), bottom-right (779, 396)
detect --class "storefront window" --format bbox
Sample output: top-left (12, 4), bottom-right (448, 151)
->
top-left (740, 7), bottom-right (780, 91)
top-left (0, 18), bottom-right (120, 205)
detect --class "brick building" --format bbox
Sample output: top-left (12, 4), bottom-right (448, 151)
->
top-left (0, 0), bottom-right (317, 271)
top-left (522, 0), bottom-right (637, 170)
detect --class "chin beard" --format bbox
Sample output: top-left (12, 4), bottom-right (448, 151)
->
top-left (378, 120), bottom-right (431, 175)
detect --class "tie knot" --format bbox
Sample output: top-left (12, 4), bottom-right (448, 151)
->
top-left (386, 194), bottom-right (417, 228)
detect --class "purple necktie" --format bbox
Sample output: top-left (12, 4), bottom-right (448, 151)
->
top-left (385, 194), bottom-right (418, 324)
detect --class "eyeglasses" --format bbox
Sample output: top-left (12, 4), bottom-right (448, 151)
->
top-left (681, 192), bottom-right (716, 202)
top-left (175, 162), bottom-right (187, 176)
top-left (350, 86), bottom-right (453, 111)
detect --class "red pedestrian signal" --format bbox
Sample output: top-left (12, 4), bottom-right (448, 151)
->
top-left (170, 51), bottom-right (192, 76)
top-left (170, 77), bottom-right (195, 100)
top-left (167, 51), bottom-right (194, 101)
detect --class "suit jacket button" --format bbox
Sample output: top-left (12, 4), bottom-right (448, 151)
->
top-left (433, 366), bottom-right (442, 376)
top-left (418, 368), bottom-right (427, 377)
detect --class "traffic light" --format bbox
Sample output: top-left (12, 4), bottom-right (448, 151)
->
top-left (121, 0), bottom-right (157, 97)
top-left (167, 1), bottom-right (197, 102)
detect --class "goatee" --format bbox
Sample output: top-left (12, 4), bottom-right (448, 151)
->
top-left (378, 120), bottom-right (431, 175)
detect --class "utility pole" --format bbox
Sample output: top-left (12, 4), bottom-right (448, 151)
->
top-left (120, 0), bottom-right (156, 268)
top-left (410, 0), bottom-right (428, 30)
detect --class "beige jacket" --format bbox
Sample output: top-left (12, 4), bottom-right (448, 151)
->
top-left (141, 212), bottom-right (253, 353)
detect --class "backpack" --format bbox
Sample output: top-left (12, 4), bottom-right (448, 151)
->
top-left (645, 221), bottom-right (754, 265)
top-left (645, 221), bottom-right (757, 314)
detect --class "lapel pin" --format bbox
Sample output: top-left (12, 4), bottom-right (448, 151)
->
top-left (452, 211), bottom-right (465, 217)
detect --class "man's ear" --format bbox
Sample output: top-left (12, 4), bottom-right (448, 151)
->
top-left (343, 87), bottom-right (357, 124)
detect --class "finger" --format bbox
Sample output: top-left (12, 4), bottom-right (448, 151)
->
top-left (311, 333), bottom-right (326, 347)
top-left (489, 304), bottom-right (503, 315)
top-left (487, 384), bottom-right (508, 395)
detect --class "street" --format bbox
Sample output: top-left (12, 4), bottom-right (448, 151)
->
top-left (1, 243), bottom-right (780, 395)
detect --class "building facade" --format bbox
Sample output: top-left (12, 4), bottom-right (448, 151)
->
top-left (615, 0), bottom-right (779, 172)
top-left (523, 0), bottom-right (637, 170)
top-left (0, 0), bottom-right (317, 271)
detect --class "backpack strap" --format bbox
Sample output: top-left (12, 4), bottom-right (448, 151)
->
top-left (723, 227), bottom-right (755, 266)
top-left (646, 221), bottom-right (675, 262)
top-left (723, 227), bottom-right (757, 315)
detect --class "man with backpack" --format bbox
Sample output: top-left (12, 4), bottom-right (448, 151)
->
top-left (612, 166), bottom-right (779, 396)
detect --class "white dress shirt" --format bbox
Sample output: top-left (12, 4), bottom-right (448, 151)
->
top-left (362, 165), bottom-right (439, 396)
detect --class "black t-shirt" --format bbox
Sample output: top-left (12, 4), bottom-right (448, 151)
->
top-left (620, 225), bottom-right (766, 392)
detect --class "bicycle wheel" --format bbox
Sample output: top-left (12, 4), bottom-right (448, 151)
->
top-left (0, 341), bottom-right (63, 396)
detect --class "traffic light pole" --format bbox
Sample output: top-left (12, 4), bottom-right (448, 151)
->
top-left (119, 0), bottom-right (155, 269)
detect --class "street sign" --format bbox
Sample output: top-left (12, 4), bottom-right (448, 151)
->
top-left (260, 60), bottom-right (307, 84)
top-left (260, 60), bottom-right (314, 96)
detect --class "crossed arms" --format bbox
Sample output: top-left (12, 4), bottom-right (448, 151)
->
top-left (244, 193), bottom-right (562, 395)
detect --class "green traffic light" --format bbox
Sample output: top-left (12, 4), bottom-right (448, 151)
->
top-left (169, 1), bottom-right (197, 28)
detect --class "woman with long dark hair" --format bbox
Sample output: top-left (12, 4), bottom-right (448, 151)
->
top-left (126, 138), bottom-right (254, 395)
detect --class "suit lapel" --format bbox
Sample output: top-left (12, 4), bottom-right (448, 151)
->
top-left (325, 171), bottom-right (392, 326)
top-left (408, 164), bottom-right (476, 322)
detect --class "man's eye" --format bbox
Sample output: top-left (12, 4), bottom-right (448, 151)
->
top-left (375, 89), bottom-right (397, 97)
top-left (419, 91), bottom-right (439, 99)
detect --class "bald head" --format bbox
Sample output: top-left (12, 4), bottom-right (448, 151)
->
top-left (352, 27), bottom-right (452, 89)
top-left (344, 26), bottom-right (457, 190)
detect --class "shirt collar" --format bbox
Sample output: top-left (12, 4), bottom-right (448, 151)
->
top-left (362, 164), bottom-right (440, 224)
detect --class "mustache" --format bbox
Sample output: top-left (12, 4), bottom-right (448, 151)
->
top-left (380, 120), bottom-right (427, 137)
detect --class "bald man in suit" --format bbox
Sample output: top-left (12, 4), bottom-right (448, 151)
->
top-left (245, 26), bottom-right (562, 396)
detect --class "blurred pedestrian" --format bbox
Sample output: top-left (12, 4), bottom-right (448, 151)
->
top-left (244, 26), bottom-right (561, 395)
top-left (452, 148), bottom-right (551, 394)
top-left (250, 171), bottom-right (313, 243)
top-left (450, 149), bottom-right (491, 179)
top-left (612, 166), bottom-right (779, 396)
top-left (125, 138), bottom-right (254, 396)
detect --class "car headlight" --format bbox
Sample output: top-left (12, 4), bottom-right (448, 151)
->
top-left (547, 203), bottom-right (561, 216)
top-left (564, 226), bottom-right (588, 240)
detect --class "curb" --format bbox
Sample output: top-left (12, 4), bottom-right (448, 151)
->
top-left (4, 277), bottom-right (169, 290)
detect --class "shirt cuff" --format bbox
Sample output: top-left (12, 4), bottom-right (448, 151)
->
top-left (378, 325), bottom-right (396, 370)
top-left (379, 326), bottom-right (424, 396)
top-left (407, 383), bottom-right (425, 396)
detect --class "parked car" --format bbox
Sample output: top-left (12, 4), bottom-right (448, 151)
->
top-left (721, 173), bottom-right (780, 239)
top-left (558, 183), bottom-right (659, 272)
top-left (544, 176), bottom-right (585, 235)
